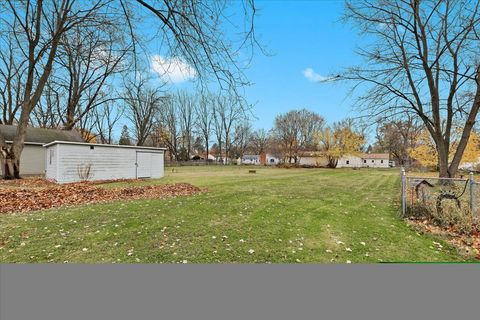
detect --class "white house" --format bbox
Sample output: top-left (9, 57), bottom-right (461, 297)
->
top-left (297, 152), bottom-right (390, 168)
top-left (336, 154), bottom-right (364, 168)
top-left (44, 141), bottom-right (165, 184)
top-left (0, 124), bottom-right (84, 176)
top-left (265, 154), bottom-right (280, 165)
top-left (359, 153), bottom-right (390, 168)
top-left (241, 154), bottom-right (261, 165)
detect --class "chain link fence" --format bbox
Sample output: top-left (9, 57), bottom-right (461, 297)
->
top-left (400, 168), bottom-right (480, 219)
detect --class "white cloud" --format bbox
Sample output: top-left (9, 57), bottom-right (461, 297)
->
top-left (302, 68), bottom-right (330, 82)
top-left (151, 55), bottom-right (196, 84)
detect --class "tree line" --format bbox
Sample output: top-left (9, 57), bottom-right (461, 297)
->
top-left (0, 0), bottom-right (258, 179)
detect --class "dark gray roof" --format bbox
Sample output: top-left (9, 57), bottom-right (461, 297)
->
top-left (0, 124), bottom-right (84, 144)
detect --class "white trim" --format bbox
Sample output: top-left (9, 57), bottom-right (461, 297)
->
top-left (43, 140), bottom-right (166, 151)
top-left (5, 140), bottom-right (45, 146)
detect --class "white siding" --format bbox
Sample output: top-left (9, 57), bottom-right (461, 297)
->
top-left (362, 158), bottom-right (390, 168)
top-left (45, 143), bottom-right (164, 184)
top-left (6, 143), bottom-right (45, 175)
top-left (45, 144), bottom-right (59, 180)
top-left (151, 152), bottom-right (164, 178)
top-left (336, 155), bottom-right (363, 168)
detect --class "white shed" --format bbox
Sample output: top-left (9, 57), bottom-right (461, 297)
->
top-left (44, 141), bottom-right (165, 184)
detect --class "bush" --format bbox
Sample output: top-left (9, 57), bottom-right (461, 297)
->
top-left (431, 200), bottom-right (474, 235)
top-left (409, 198), bottom-right (475, 235)
top-left (409, 200), bottom-right (433, 220)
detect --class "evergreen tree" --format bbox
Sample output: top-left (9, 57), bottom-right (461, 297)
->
top-left (119, 125), bottom-right (131, 146)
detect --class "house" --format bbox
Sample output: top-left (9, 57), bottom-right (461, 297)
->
top-left (297, 151), bottom-right (390, 168)
top-left (44, 141), bottom-right (165, 184)
top-left (239, 153), bottom-right (280, 165)
top-left (358, 153), bottom-right (390, 168)
top-left (336, 154), bottom-right (364, 168)
top-left (0, 124), bottom-right (84, 175)
top-left (241, 154), bottom-right (261, 165)
top-left (298, 151), bottom-right (329, 167)
top-left (264, 153), bottom-right (280, 165)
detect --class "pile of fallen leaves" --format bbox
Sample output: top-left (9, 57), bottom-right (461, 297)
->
top-left (0, 182), bottom-right (202, 214)
top-left (0, 178), bottom-right (56, 189)
top-left (407, 218), bottom-right (480, 260)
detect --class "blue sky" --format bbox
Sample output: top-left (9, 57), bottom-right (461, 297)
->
top-left (243, 0), bottom-right (364, 130)
top-left (145, 0), bottom-right (367, 131)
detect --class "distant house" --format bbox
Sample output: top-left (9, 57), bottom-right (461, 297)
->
top-left (241, 154), bottom-right (261, 165)
top-left (264, 153), bottom-right (280, 165)
top-left (297, 152), bottom-right (390, 168)
top-left (239, 153), bottom-right (280, 165)
top-left (336, 154), bottom-right (364, 168)
top-left (357, 153), bottom-right (390, 168)
top-left (298, 151), bottom-right (328, 167)
top-left (0, 124), bottom-right (84, 175)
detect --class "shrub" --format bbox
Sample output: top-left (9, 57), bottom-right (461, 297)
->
top-left (408, 197), bottom-right (476, 235)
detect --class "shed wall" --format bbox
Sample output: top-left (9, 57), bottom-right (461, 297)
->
top-left (46, 144), bottom-right (164, 183)
top-left (6, 143), bottom-right (46, 175)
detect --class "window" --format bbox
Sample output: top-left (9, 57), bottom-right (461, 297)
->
top-left (346, 160), bottom-right (350, 164)
top-left (372, 160), bottom-right (374, 163)
top-left (363, 160), bottom-right (366, 164)
top-left (90, 146), bottom-right (95, 150)
top-left (381, 160), bottom-right (384, 163)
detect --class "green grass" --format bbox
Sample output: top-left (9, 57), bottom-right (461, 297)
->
top-left (0, 166), bottom-right (473, 263)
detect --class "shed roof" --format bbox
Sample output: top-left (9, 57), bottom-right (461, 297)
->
top-left (43, 140), bottom-right (166, 151)
top-left (0, 124), bottom-right (84, 145)
top-left (361, 153), bottom-right (390, 160)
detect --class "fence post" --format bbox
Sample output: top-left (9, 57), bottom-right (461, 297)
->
top-left (469, 172), bottom-right (475, 213)
top-left (401, 167), bottom-right (406, 217)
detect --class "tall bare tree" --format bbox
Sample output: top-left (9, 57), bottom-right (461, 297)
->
top-left (177, 91), bottom-right (195, 160)
top-left (195, 93), bottom-right (214, 160)
top-left (251, 128), bottom-right (270, 154)
top-left (123, 77), bottom-right (164, 146)
top-left (213, 95), bottom-right (247, 164)
top-left (342, 0), bottom-right (480, 177)
top-left (273, 109), bottom-right (325, 163)
top-left (374, 116), bottom-right (422, 166)
top-left (0, 34), bottom-right (26, 125)
top-left (0, 0), bottom-right (105, 178)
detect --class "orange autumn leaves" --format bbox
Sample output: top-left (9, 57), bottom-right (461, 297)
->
top-left (408, 130), bottom-right (480, 167)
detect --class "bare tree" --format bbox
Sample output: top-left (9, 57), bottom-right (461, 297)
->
top-left (342, 0), bottom-right (480, 177)
top-left (177, 91), bottom-right (195, 160)
top-left (213, 95), bottom-right (247, 164)
top-left (157, 96), bottom-right (180, 160)
top-left (0, 34), bottom-right (26, 125)
top-left (0, 0), bottom-right (106, 179)
top-left (251, 128), bottom-right (270, 154)
top-left (123, 77), bottom-right (164, 146)
top-left (374, 116), bottom-right (422, 166)
top-left (92, 102), bottom-right (124, 144)
top-left (195, 93), bottom-right (214, 161)
top-left (231, 121), bottom-right (252, 159)
top-left (130, 0), bottom-right (260, 95)
top-left (273, 109), bottom-right (325, 163)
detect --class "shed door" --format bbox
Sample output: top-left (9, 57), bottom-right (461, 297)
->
top-left (136, 152), bottom-right (152, 178)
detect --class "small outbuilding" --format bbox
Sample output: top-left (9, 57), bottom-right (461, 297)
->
top-left (0, 124), bottom-right (84, 175)
top-left (44, 141), bottom-right (165, 184)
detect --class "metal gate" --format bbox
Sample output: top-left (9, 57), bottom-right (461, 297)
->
top-left (400, 168), bottom-right (478, 217)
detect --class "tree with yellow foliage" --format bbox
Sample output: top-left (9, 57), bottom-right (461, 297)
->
top-left (316, 120), bottom-right (365, 168)
top-left (409, 129), bottom-right (480, 171)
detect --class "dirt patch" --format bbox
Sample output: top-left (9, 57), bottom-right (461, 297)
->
top-left (407, 219), bottom-right (480, 260)
top-left (0, 182), bottom-right (202, 214)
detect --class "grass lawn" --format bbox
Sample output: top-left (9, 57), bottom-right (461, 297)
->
top-left (0, 166), bottom-right (473, 263)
